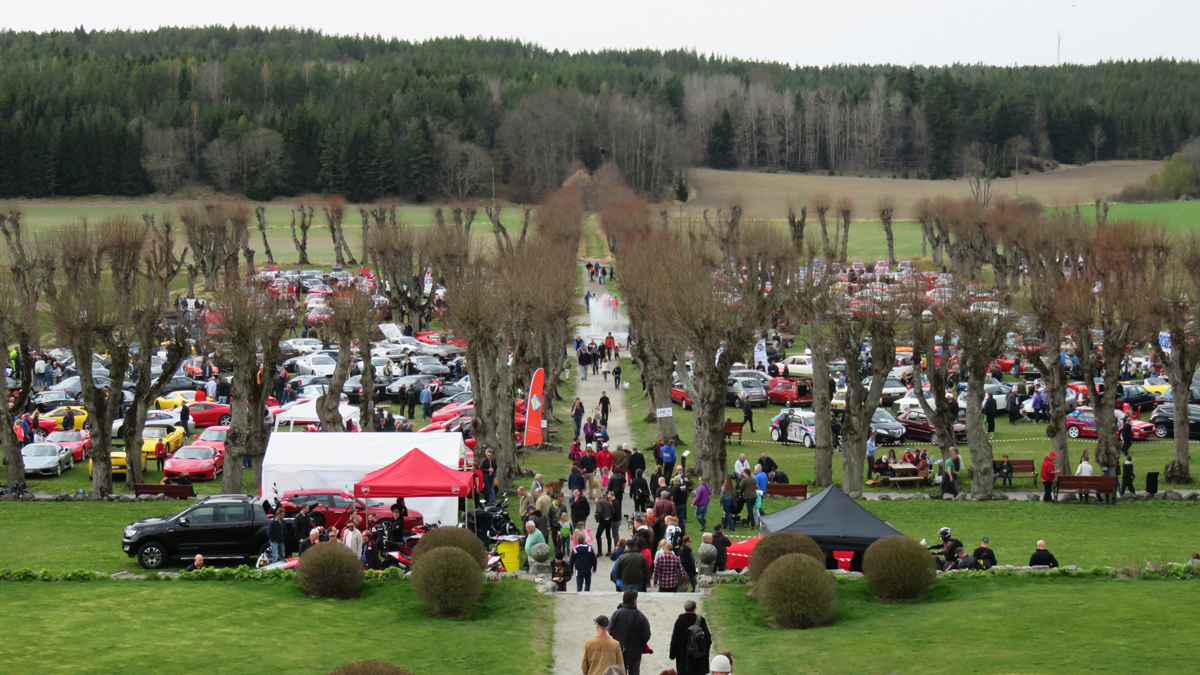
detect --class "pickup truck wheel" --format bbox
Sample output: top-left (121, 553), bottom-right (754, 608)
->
top-left (310, 511), bottom-right (326, 527)
top-left (219, 414), bottom-right (232, 425)
top-left (138, 542), bottom-right (167, 569)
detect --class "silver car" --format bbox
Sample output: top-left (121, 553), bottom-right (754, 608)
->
top-left (727, 377), bottom-right (768, 407)
top-left (23, 442), bottom-right (73, 477)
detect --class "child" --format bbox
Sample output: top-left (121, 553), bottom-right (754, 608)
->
top-left (550, 554), bottom-right (570, 592)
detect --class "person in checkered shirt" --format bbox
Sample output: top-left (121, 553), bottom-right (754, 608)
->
top-left (652, 542), bottom-right (687, 592)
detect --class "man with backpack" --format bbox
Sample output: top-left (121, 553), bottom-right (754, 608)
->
top-left (669, 599), bottom-right (711, 675)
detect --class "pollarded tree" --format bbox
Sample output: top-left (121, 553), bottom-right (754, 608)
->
top-left (785, 200), bottom-right (807, 255)
top-left (322, 196), bottom-right (357, 268)
top-left (878, 196), bottom-right (896, 266)
top-left (0, 207), bottom-right (46, 484)
top-left (837, 197), bottom-right (854, 264)
top-left (912, 198), bottom-right (946, 268)
top-left (180, 202), bottom-right (249, 292)
top-left (253, 206), bottom-right (275, 265)
top-left (290, 201), bottom-right (315, 265)
top-left (317, 289), bottom-right (376, 432)
top-left (212, 282), bottom-right (291, 492)
top-left (811, 193), bottom-right (832, 260)
top-left (893, 278), bottom-right (958, 461)
top-left (1148, 234), bottom-right (1200, 483)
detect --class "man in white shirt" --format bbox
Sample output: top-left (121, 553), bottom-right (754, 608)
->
top-left (205, 376), bottom-right (218, 400)
top-left (733, 454), bottom-right (750, 476)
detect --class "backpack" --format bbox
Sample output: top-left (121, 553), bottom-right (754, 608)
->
top-left (686, 619), bottom-right (710, 659)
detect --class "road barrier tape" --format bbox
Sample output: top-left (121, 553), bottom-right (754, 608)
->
top-left (735, 436), bottom-right (1180, 445)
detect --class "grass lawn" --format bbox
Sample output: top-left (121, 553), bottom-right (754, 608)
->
top-left (0, 578), bottom-right (553, 675)
top-left (705, 574), bottom-right (1200, 675)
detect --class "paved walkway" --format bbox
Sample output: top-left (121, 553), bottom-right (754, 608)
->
top-left (551, 268), bottom-right (704, 675)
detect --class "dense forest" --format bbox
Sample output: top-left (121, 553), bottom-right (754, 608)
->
top-left (0, 27), bottom-right (1198, 201)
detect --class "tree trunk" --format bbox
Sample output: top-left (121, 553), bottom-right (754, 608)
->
top-left (629, 331), bottom-right (680, 443)
top-left (473, 350), bottom-right (519, 490)
top-left (357, 329), bottom-right (378, 432)
top-left (838, 330), bottom-right (894, 495)
top-left (689, 347), bottom-right (729, 491)
top-left (1156, 337), bottom-right (1193, 484)
top-left (883, 220), bottom-right (896, 266)
top-left (912, 332), bottom-right (957, 462)
top-left (186, 265), bottom-right (198, 298)
top-left (809, 320), bottom-right (834, 487)
top-left (817, 212), bottom-right (831, 260)
top-left (839, 216), bottom-right (850, 264)
top-left (123, 331), bottom-right (190, 490)
top-left (203, 266), bottom-right (220, 293)
top-left (222, 358), bottom-right (254, 493)
top-left (359, 210), bottom-right (371, 269)
top-left (0, 339), bottom-right (32, 484)
top-left (256, 207), bottom-right (275, 265)
top-left (317, 342), bottom-right (355, 432)
top-left (963, 366), bottom-right (993, 499)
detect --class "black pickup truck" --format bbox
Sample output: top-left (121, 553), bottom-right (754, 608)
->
top-left (122, 494), bottom-right (278, 569)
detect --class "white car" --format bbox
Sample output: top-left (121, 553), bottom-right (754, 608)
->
top-left (112, 410), bottom-right (191, 436)
top-left (862, 376), bottom-right (909, 406)
top-left (284, 338), bottom-right (324, 354)
top-left (778, 354), bottom-right (814, 378)
top-left (1021, 390), bottom-right (1079, 415)
top-left (295, 354), bottom-right (337, 376)
top-left (304, 295), bottom-right (327, 309)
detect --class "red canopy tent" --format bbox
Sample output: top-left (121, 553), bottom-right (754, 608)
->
top-left (353, 449), bottom-right (474, 499)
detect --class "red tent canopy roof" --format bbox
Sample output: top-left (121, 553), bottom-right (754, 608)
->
top-left (353, 449), bottom-right (473, 499)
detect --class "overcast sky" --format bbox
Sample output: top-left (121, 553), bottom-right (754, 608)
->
top-left (5, 0), bottom-right (1198, 67)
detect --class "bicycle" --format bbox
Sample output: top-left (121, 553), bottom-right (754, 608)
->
top-left (1, 481), bottom-right (33, 499)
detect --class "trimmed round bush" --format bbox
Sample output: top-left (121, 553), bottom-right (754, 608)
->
top-left (411, 526), bottom-right (487, 568)
top-left (330, 662), bottom-right (413, 675)
top-left (862, 535), bottom-right (938, 601)
top-left (411, 545), bottom-right (484, 616)
top-left (296, 541), bottom-right (364, 599)
top-left (757, 553), bottom-right (837, 629)
top-left (748, 532), bottom-right (823, 581)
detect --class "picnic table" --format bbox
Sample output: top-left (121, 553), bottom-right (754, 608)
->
top-left (882, 463), bottom-right (929, 487)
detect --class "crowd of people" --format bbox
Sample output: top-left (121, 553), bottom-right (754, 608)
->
top-left (926, 526), bottom-right (1060, 571)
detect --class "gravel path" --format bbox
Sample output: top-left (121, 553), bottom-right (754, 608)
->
top-left (551, 268), bottom-right (706, 675)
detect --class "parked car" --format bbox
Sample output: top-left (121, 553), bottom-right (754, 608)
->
top-left (410, 355), bottom-right (451, 376)
top-left (895, 408), bottom-right (967, 445)
top-left (769, 408), bottom-right (818, 446)
top-left (186, 401), bottom-right (233, 428)
top-left (163, 445), bottom-right (224, 481)
top-left (45, 406), bottom-right (88, 431)
top-left (122, 494), bottom-right (276, 569)
top-left (670, 379), bottom-right (693, 409)
top-left (154, 391), bottom-right (198, 410)
top-left (766, 377), bottom-right (813, 407)
top-left (1123, 376), bottom-right (1171, 396)
top-left (22, 442), bottom-right (73, 476)
top-left (113, 409), bottom-right (190, 437)
top-left (161, 376), bottom-right (205, 395)
top-left (343, 375), bottom-right (392, 404)
top-left (730, 369), bottom-right (771, 387)
top-left (1148, 404), bottom-right (1200, 439)
top-left (283, 337), bottom-right (324, 355)
top-left (1153, 386), bottom-right (1200, 406)
top-left (193, 426), bottom-right (229, 453)
top-left (726, 378), bottom-right (767, 407)
top-left (279, 489), bottom-right (423, 533)
top-left (778, 354), bottom-right (814, 378)
top-left (384, 375), bottom-right (444, 402)
top-left (869, 408), bottom-right (906, 445)
top-left (1114, 384), bottom-right (1157, 416)
top-left (91, 447), bottom-right (141, 476)
top-left (1065, 407), bottom-right (1153, 440)
top-left (46, 429), bottom-right (91, 461)
top-left (30, 390), bottom-right (78, 413)
top-left (862, 376), bottom-right (908, 407)
top-left (295, 354), bottom-right (337, 376)
top-left (139, 425), bottom-right (186, 462)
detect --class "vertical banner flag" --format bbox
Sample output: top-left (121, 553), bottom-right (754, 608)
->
top-left (523, 368), bottom-right (545, 446)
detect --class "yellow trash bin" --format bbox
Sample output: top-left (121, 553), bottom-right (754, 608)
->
top-left (496, 537), bottom-right (521, 572)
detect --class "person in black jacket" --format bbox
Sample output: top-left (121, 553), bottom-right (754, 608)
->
top-left (267, 509), bottom-right (287, 563)
top-left (570, 488), bottom-right (591, 527)
top-left (973, 535), bottom-right (998, 569)
top-left (669, 600), bottom-right (711, 675)
top-left (711, 525), bottom-right (731, 572)
top-left (1029, 540), bottom-right (1059, 567)
top-left (1120, 419), bottom-right (1134, 456)
top-left (293, 503), bottom-right (312, 548)
top-left (405, 385), bottom-right (419, 420)
top-left (630, 469), bottom-right (650, 515)
top-left (678, 535), bottom-right (698, 591)
top-left (609, 589), bottom-right (652, 675)
top-left (627, 447), bottom-right (646, 480)
top-left (215, 377), bottom-right (231, 404)
top-left (983, 393), bottom-right (998, 435)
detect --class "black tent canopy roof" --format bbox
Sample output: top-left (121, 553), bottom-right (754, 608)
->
top-left (758, 484), bottom-right (905, 551)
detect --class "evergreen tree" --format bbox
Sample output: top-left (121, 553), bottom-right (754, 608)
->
top-left (924, 71), bottom-right (959, 177)
top-left (708, 110), bottom-right (737, 170)
top-left (403, 117), bottom-right (436, 203)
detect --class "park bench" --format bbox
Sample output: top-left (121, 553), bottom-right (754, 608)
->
top-left (134, 483), bottom-right (196, 499)
top-left (885, 470), bottom-right (930, 487)
top-left (1053, 475), bottom-right (1117, 502)
top-left (723, 421), bottom-right (744, 443)
top-left (545, 425), bottom-right (559, 440)
top-left (994, 459), bottom-right (1038, 486)
top-left (765, 483), bottom-right (807, 499)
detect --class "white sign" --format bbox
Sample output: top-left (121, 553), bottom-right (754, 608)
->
top-left (656, 407), bottom-right (674, 418)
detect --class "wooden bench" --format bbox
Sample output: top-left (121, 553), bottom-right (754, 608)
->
top-left (765, 483), bottom-right (807, 499)
top-left (545, 425), bottom-right (559, 440)
top-left (723, 421), bottom-right (744, 443)
top-left (134, 483), bottom-right (196, 499)
top-left (1054, 475), bottom-right (1117, 502)
top-left (994, 459), bottom-right (1038, 486)
top-left (885, 470), bottom-right (930, 487)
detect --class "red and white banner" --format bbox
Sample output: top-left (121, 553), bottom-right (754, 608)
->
top-left (523, 368), bottom-right (545, 446)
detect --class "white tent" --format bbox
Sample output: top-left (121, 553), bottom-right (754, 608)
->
top-left (261, 432), bottom-right (468, 525)
top-left (273, 400), bottom-right (360, 430)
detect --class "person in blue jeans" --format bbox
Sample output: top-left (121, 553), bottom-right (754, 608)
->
top-left (267, 509), bottom-right (287, 563)
top-left (570, 535), bottom-right (597, 592)
top-left (419, 385), bottom-right (433, 419)
top-left (660, 440), bottom-right (677, 476)
top-left (480, 449), bottom-right (497, 503)
top-left (720, 475), bottom-right (737, 531)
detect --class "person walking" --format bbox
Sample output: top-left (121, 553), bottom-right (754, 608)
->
top-left (1120, 418), bottom-right (1134, 456)
top-left (178, 404), bottom-right (190, 436)
top-left (1120, 455), bottom-right (1136, 497)
top-left (613, 363), bottom-right (622, 389)
top-left (660, 439), bottom-right (677, 477)
top-left (267, 509), bottom-right (287, 563)
top-left (668, 600), bottom-right (712, 675)
top-left (1006, 389), bottom-right (1020, 424)
top-left (740, 393), bottom-right (754, 434)
top-left (653, 542), bottom-right (687, 592)
top-left (691, 476), bottom-right (711, 530)
top-left (419, 384), bottom-right (433, 420)
top-left (595, 494), bottom-right (614, 556)
top-left (719, 476), bottom-right (736, 532)
top-left (571, 397), bottom-right (586, 439)
top-left (578, 347), bottom-right (591, 381)
top-left (570, 533), bottom-right (598, 592)
top-left (405, 384), bottom-right (419, 420)
top-left (599, 392), bottom-right (611, 426)
top-left (580, 615), bottom-right (625, 675)
top-left (480, 449), bottom-right (497, 503)
top-left (609, 589), bottom-right (652, 675)
top-left (983, 393), bottom-right (998, 436)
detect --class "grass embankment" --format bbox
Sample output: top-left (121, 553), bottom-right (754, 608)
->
top-left (706, 574), bottom-right (1200, 675)
top-left (0, 578), bottom-right (552, 675)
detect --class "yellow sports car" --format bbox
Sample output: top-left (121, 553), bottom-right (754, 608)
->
top-left (1123, 377), bottom-right (1170, 396)
top-left (46, 406), bottom-right (89, 431)
top-left (90, 450), bottom-right (141, 475)
top-left (140, 425), bottom-right (186, 461)
top-left (154, 391), bottom-right (197, 410)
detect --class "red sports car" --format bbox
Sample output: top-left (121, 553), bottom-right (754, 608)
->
top-left (193, 425), bottom-right (228, 453)
top-left (280, 490), bottom-right (423, 533)
top-left (671, 384), bottom-right (693, 409)
top-left (163, 445), bottom-right (224, 481)
top-left (186, 401), bottom-right (232, 428)
top-left (415, 331), bottom-right (468, 349)
top-left (1065, 407), bottom-right (1153, 440)
top-left (46, 429), bottom-right (91, 461)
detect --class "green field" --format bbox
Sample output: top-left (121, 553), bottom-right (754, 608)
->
top-left (0, 578), bottom-right (552, 675)
top-left (706, 575), bottom-right (1200, 675)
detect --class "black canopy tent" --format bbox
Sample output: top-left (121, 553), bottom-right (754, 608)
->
top-left (758, 484), bottom-right (904, 552)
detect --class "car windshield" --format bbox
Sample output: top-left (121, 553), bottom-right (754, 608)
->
top-left (871, 409), bottom-right (896, 424)
top-left (799, 412), bottom-right (817, 426)
top-left (143, 429), bottom-right (167, 438)
top-left (311, 356), bottom-right (335, 365)
top-left (23, 445), bottom-right (59, 457)
top-left (174, 447), bottom-right (213, 460)
top-left (885, 380), bottom-right (903, 388)
top-left (199, 429), bottom-right (227, 441)
top-left (47, 431), bottom-right (81, 442)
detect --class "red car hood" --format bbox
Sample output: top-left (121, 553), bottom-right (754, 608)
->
top-left (165, 457), bottom-right (217, 471)
top-left (192, 440), bottom-right (225, 452)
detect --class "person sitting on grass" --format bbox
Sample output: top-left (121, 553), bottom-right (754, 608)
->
top-left (1029, 540), bottom-right (1059, 568)
top-left (185, 554), bottom-right (205, 572)
top-left (973, 535), bottom-right (998, 569)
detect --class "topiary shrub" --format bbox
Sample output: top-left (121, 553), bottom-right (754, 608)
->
top-left (330, 662), bottom-right (414, 675)
top-left (862, 535), bottom-right (938, 601)
top-left (296, 541), bottom-right (364, 599)
top-left (411, 545), bottom-right (484, 616)
top-left (747, 532), bottom-right (823, 581)
top-left (411, 526), bottom-right (487, 568)
top-left (757, 553), bottom-right (837, 629)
